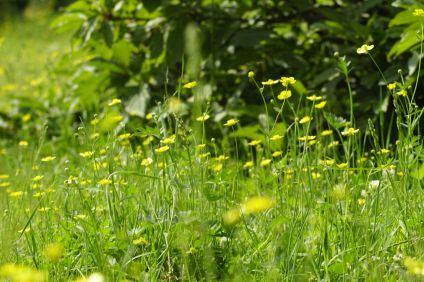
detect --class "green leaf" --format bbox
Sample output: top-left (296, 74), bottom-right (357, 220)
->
top-left (112, 39), bottom-right (134, 67)
top-left (411, 163), bottom-right (424, 180)
top-left (388, 25), bottom-right (421, 59)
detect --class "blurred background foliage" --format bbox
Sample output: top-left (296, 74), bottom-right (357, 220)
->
top-left (0, 0), bottom-right (423, 141)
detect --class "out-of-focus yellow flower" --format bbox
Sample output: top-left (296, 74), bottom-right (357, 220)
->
top-left (272, 151), bottom-right (283, 157)
top-left (73, 272), bottom-right (105, 282)
top-left (183, 81), bottom-right (198, 89)
top-left (314, 101), bottom-right (327, 109)
top-left (19, 140), bottom-right (29, 147)
top-left (141, 157), bottom-right (153, 167)
top-left (270, 134), bottom-right (283, 141)
top-left (224, 119), bottom-right (238, 127)
top-left (298, 135), bottom-right (316, 141)
top-left (41, 156), bottom-right (56, 162)
top-left (248, 71), bottom-right (255, 78)
top-left (299, 116), bottom-right (312, 124)
top-left (223, 208), bottom-right (242, 225)
top-left (342, 127), bottom-right (359, 136)
top-left (108, 98), bottom-right (122, 106)
top-left (98, 179), bottom-right (112, 186)
top-left (243, 161), bottom-right (254, 169)
top-left (413, 9), bottom-right (424, 17)
top-left (44, 243), bottom-right (64, 263)
top-left (357, 44), bottom-right (374, 54)
top-left (196, 114), bottom-right (210, 122)
top-left (155, 145), bottom-right (170, 154)
top-left (277, 90), bottom-right (292, 100)
top-left (80, 151), bottom-right (94, 158)
top-left (396, 89), bottom-right (407, 97)
top-left (320, 130), bottom-right (333, 136)
top-left (241, 196), bottom-right (274, 215)
top-left (248, 140), bottom-right (262, 146)
top-left (133, 237), bottom-right (148, 245)
top-left (0, 263), bottom-right (47, 282)
top-left (387, 82), bottom-right (396, 90)
top-left (260, 159), bottom-right (272, 167)
top-left (262, 79), bottom-right (279, 86)
top-left (21, 114), bottom-right (31, 123)
top-left (280, 77), bottom-right (296, 87)
top-left (212, 163), bottom-right (223, 172)
top-left (32, 175), bottom-right (44, 182)
top-left (306, 95), bottom-right (322, 101)
top-left (161, 135), bottom-right (176, 145)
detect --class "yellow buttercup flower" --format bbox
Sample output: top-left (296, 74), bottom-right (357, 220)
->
top-left (413, 9), bottom-right (424, 17)
top-left (314, 101), bottom-right (327, 109)
top-left (243, 161), bottom-right (254, 169)
top-left (196, 114), bottom-right (210, 122)
top-left (248, 140), bottom-right (262, 146)
top-left (387, 82), bottom-right (396, 90)
top-left (108, 98), bottom-right (122, 106)
top-left (224, 119), bottom-right (238, 127)
top-left (248, 71), bottom-right (255, 78)
top-left (133, 237), bottom-right (148, 245)
top-left (21, 113), bottom-right (32, 123)
top-left (320, 130), bottom-right (333, 136)
top-left (270, 134), bottom-right (283, 141)
top-left (44, 243), bottom-right (64, 263)
top-left (155, 145), bottom-right (170, 154)
top-left (298, 135), bottom-right (316, 141)
top-left (260, 159), bottom-right (272, 167)
top-left (357, 44), bottom-right (374, 54)
top-left (19, 140), bottom-right (29, 147)
top-left (272, 151), bottom-right (283, 157)
top-left (80, 151), bottom-right (94, 158)
top-left (183, 81), bottom-right (198, 89)
top-left (280, 77), bottom-right (296, 87)
top-left (299, 116), bottom-right (312, 124)
top-left (277, 90), bottom-right (292, 100)
top-left (396, 89), bottom-right (407, 97)
top-left (342, 127), bottom-right (359, 136)
top-left (141, 157), bottom-right (153, 166)
top-left (161, 135), bottom-right (176, 144)
top-left (98, 179), bottom-right (112, 186)
top-left (261, 79), bottom-right (279, 86)
top-left (306, 95), bottom-right (322, 101)
top-left (41, 156), bottom-right (56, 162)
top-left (241, 196), bottom-right (274, 214)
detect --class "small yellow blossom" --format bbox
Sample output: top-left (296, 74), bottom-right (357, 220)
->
top-left (32, 175), bottom-right (44, 182)
top-left (337, 163), bottom-right (348, 168)
top-left (212, 163), bottom-right (223, 172)
top-left (196, 144), bottom-right (206, 150)
top-left (19, 140), bottom-right (29, 147)
top-left (196, 114), bottom-right (210, 122)
top-left (248, 140), bottom-right (262, 146)
top-left (183, 81), bottom-right (198, 89)
top-left (357, 44), bottom-right (374, 54)
top-left (277, 90), bottom-right (292, 100)
top-left (387, 82), bottom-right (396, 90)
top-left (9, 191), bottom-right (23, 198)
top-left (272, 151), bottom-right (283, 157)
top-left (396, 89), bottom-right (407, 97)
top-left (155, 145), bottom-right (170, 154)
top-left (224, 119), bottom-right (238, 127)
top-left (328, 140), bottom-right (340, 148)
top-left (378, 148), bottom-right (390, 155)
top-left (80, 151), bottom-right (94, 158)
top-left (342, 127), bottom-right (359, 136)
top-left (280, 77), bottom-right (296, 87)
top-left (314, 101), bottom-right (327, 109)
top-left (358, 198), bottom-right (366, 205)
top-left (0, 174), bottom-right (10, 180)
top-left (118, 133), bottom-right (131, 140)
top-left (311, 172), bottom-right (321, 179)
top-left (260, 159), bottom-right (272, 167)
top-left (241, 196), bottom-right (274, 214)
top-left (248, 71), bottom-right (255, 78)
top-left (141, 157), bottom-right (153, 166)
top-left (133, 237), bottom-right (148, 245)
top-left (90, 117), bottom-right (100, 125)
top-left (320, 130), bottom-right (333, 136)
top-left (215, 155), bottom-right (229, 162)
top-left (243, 161), bottom-right (254, 169)
top-left (299, 116), bottom-right (312, 124)
top-left (98, 179), bottom-right (112, 186)
top-left (261, 79), bottom-right (279, 86)
top-left (413, 9), bottom-right (424, 17)
top-left (21, 113), bottom-right (32, 123)
top-left (298, 135), bottom-right (316, 141)
top-left (223, 208), bottom-right (242, 225)
top-left (108, 98), bottom-right (122, 106)
top-left (270, 134), bottom-right (283, 141)
top-left (0, 263), bottom-right (47, 282)
top-left (161, 135), bottom-right (176, 144)
top-left (44, 243), bottom-right (64, 263)
top-left (146, 112), bottom-right (154, 120)
top-left (41, 156), bottom-right (56, 162)
top-left (321, 159), bottom-right (335, 166)
top-left (306, 95), bottom-right (323, 101)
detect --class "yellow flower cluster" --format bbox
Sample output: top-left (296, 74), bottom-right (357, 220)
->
top-left (223, 196), bottom-right (274, 225)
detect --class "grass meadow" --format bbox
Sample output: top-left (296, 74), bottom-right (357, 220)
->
top-left (0, 4), bottom-right (424, 282)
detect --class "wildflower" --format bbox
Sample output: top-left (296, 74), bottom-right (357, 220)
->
top-left (212, 163), bottom-right (223, 172)
top-left (306, 95), bottom-right (322, 101)
top-left (260, 159), bottom-right (272, 167)
top-left (248, 140), bottom-right (262, 146)
top-left (74, 272), bottom-right (105, 282)
top-left (118, 133), bottom-right (131, 140)
top-left (262, 79), bottom-right (279, 86)
top-left (277, 90), bottom-right (292, 100)
top-left (0, 182), bottom-right (10, 187)
top-left (0, 263), bottom-right (47, 282)
top-left (270, 134), bottom-right (283, 141)
top-left (32, 175), bottom-right (44, 182)
top-left (196, 114), bottom-right (210, 122)
top-left (21, 113), bottom-right (31, 123)
top-left (387, 82), bottom-right (396, 90)
top-left (320, 130), bottom-right (333, 136)
top-left (341, 127), bottom-right (359, 136)
top-left (108, 98), bottom-right (122, 106)
top-left (321, 159), bottom-right (335, 166)
top-left (90, 117), bottom-right (100, 125)
top-left (146, 112), bottom-right (154, 120)
top-left (141, 157), bottom-right (153, 166)
top-left (98, 179), bottom-right (112, 186)
top-left (368, 180), bottom-right (380, 189)
top-left (378, 148), bottom-right (390, 155)
top-left (248, 71), bottom-right (255, 78)
top-left (9, 191), bottom-right (23, 198)
top-left (223, 208), bottom-right (242, 225)
top-left (80, 151), bottom-right (94, 158)
top-left (215, 155), bottom-right (229, 162)
top-left (298, 135), bottom-right (316, 141)
top-left (241, 196), bottom-right (274, 214)
top-left (44, 243), bottom-right (64, 263)
top-left (155, 145), bottom-right (170, 154)
top-left (143, 136), bottom-right (154, 146)
top-left (243, 161), bottom-right (254, 169)
top-left (299, 116), bottom-right (312, 124)
top-left (358, 198), bottom-right (366, 205)
top-left (224, 119), bottom-right (238, 127)
top-left (161, 135), bottom-right (176, 144)
top-left (19, 140), bottom-right (29, 147)
top-left (280, 77), bottom-right (296, 87)
top-left (41, 156), bottom-right (56, 162)
top-left (413, 9), bottom-right (424, 17)
top-left (0, 174), bottom-right (9, 179)
top-left (328, 140), bottom-right (339, 148)
top-left (337, 163), bottom-right (348, 168)
top-left (404, 256), bottom-right (424, 276)
top-left (396, 89), bottom-right (407, 97)
top-left (272, 151), bottom-right (283, 157)
top-left (311, 172), bottom-right (321, 179)
top-left (183, 81), bottom-right (198, 89)
top-left (314, 101), bottom-right (327, 109)
top-left (133, 237), bottom-right (148, 245)
top-left (196, 144), bottom-right (206, 150)
top-left (357, 44), bottom-right (374, 54)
